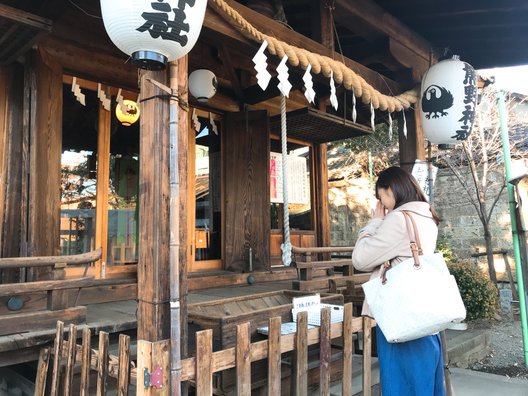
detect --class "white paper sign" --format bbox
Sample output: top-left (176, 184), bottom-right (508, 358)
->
top-left (411, 160), bottom-right (438, 199)
top-left (292, 294), bottom-right (320, 310)
top-left (270, 152), bottom-right (309, 204)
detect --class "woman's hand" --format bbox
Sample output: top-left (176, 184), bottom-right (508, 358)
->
top-left (371, 200), bottom-right (387, 219)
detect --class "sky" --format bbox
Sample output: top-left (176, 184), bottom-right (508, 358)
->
top-left (478, 65), bottom-right (528, 95)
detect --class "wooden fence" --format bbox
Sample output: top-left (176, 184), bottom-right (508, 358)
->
top-left (36, 303), bottom-right (374, 395)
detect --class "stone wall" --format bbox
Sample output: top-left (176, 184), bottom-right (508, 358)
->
top-left (433, 167), bottom-right (512, 258)
top-left (328, 165), bottom-right (522, 281)
top-left (329, 177), bottom-right (373, 247)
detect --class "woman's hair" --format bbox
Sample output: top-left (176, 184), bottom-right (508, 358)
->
top-left (375, 166), bottom-right (441, 224)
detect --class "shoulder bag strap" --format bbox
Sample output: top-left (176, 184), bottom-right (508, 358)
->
top-left (401, 211), bottom-right (423, 268)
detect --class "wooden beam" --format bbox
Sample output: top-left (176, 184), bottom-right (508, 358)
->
top-left (218, 44), bottom-right (244, 109)
top-left (0, 277), bottom-right (93, 296)
top-left (39, 36), bottom-right (138, 90)
top-left (0, 306), bottom-right (86, 336)
top-left (0, 4), bottom-right (52, 32)
top-left (203, 0), bottom-right (401, 95)
top-left (0, 248), bottom-right (101, 269)
top-left (312, 0), bottom-right (334, 51)
top-left (334, 0), bottom-right (434, 74)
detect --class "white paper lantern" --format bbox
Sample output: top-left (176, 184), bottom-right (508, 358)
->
top-left (189, 69), bottom-right (217, 102)
top-left (420, 56), bottom-right (477, 145)
top-left (100, 0), bottom-right (208, 70)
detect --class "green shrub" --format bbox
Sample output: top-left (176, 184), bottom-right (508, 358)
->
top-left (447, 261), bottom-right (499, 321)
top-left (436, 241), bottom-right (458, 264)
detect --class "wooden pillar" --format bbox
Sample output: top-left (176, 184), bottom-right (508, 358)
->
top-left (314, 143), bottom-right (330, 249)
top-left (138, 69), bottom-right (171, 341)
top-left (0, 63), bottom-right (24, 268)
top-left (27, 48), bottom-right (62, 279)
top-left (177, 57), bottom-right (189, 359)
top-left (398, 103), bottom-right (425, 172)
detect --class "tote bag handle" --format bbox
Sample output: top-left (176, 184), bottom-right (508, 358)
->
top-left (380, 210), bottom-right (425, 283)
top-left (401, 211), bottom-right (423, 269)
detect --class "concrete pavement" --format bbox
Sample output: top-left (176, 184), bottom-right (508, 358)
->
top-left (450, 368), bottom-right (528, 395)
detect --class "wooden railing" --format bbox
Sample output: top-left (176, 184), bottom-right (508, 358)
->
top-left (36, 304), bottom-right (375, 395)
top-left (0, 248), bottom-right (101, 336)
top-left (292, 245), bottom-right (368, 292)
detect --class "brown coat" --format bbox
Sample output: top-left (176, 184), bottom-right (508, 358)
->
top-left (352, 201), bottom-right (438, 316)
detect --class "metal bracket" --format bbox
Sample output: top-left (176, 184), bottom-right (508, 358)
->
top-left (143, 367), bottom-right (151, 389)
top-left (143, 366), bottom-right (164, 389)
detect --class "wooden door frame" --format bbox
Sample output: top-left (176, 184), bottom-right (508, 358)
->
top-left (188, 108), bottom-right (223, 272)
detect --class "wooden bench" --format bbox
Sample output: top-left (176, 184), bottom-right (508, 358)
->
top-left (0, 249), bottom-right (101, 336)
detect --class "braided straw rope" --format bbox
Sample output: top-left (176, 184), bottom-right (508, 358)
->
top-left (209, 0), bottom-right (420, 112)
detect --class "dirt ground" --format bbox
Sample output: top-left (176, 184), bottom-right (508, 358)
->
top-left (468, 316), bottom-right (528, 380)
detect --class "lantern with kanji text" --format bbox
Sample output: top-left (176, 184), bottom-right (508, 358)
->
top-left (420, 56), bottom-right (478, 145)
top-left (100, 0), bottom-right (208, 70)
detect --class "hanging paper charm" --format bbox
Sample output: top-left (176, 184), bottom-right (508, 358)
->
top-left (329, 71), bottom-right (338, 111)
top-left (351, 89), bottom-right (357, 123)
top-left (402, 109), bottom-right (408, 138)
top-left (100, 0), bottom-right (208, 70)
top-left (252, 40), bottom-right (272, 91)
top-left (388, 112), bottom-right (393, 140)
top-left (97, 83), bottom-right (111, 111)
top-left (209, 112), bottom-right (218, 135)
top-left (370, 102), bottom-right (375, 131)
top-left (420, 55), bottom-right (477, 144)
top-left (71, 77), bottom-right (86, 106)
top-left (191, 108), bottom-right (201, 131)
top-left (116, 88), bottom-right (126, 114)
top-left (276, 55), bottom-right (292, 97)
top-left (303, 64), bottom-right (316, 104)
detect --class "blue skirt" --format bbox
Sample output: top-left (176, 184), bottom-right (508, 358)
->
top-left (376, 326), bottom-right (445, 396)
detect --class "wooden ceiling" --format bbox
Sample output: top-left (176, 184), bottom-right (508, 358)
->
top-left (2, 0), bottom-right (527, 70)
top-left (1, 0), bottom-right (527, 120)
top-left (274, 0), bottom-right (528, 71)
top-left (375, 0), bottom-right (528, 70)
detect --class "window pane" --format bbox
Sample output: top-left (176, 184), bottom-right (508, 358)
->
top-left (195, 116), bottom-right (221, 260)
top-left (60, 85), bottom-right (98, 256)
top-left (107, 96), bottom-right (140, 265)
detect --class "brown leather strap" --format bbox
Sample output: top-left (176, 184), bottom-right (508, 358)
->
top-left (405, 212), bottom-right (423, 254)
top-left (380, 261), bottom-right (391, 284)
top-left (402, 211), bottom-right (422, 268)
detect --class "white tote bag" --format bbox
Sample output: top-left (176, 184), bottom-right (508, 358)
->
top-left (362, 211), bottom-right (466, 343)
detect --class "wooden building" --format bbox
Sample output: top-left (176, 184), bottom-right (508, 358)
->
top-left (0, 0), bottom-right (527, 388)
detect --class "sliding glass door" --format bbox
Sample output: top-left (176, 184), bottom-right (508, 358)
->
top-left (60, 76), bottom-right (139, 278)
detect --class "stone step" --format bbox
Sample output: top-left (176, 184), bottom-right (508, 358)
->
top-left (445, 329), bottom-right (491, 368)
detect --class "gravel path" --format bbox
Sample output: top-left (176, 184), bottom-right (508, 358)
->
top-left (469, 317), bottom-right (528, 380)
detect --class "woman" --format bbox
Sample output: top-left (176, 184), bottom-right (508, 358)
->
top-left (352, 166), bottom-right (444, 396)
